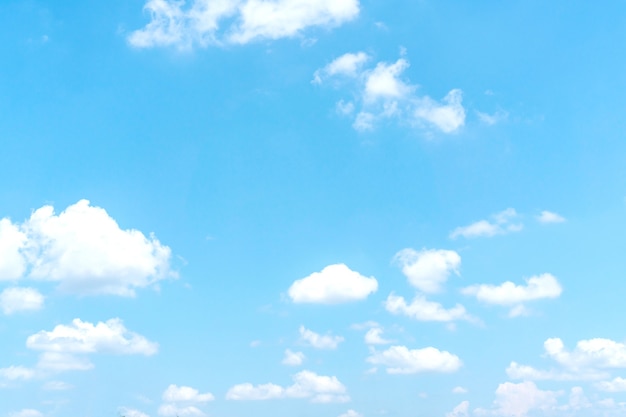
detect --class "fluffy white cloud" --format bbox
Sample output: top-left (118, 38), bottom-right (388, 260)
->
top-left (129, 0), bottom-right (360, 49)
top-left (0, 200), bottom-right (174, 297)
top-left (314, 52), bottom-right (466, 134)
top-left (282, 349), bottom-right (305, 366)
top-left (385, 294), bottom-right (474, 323)
top-left (462, 273), bottom-right (562, 316)
top-left (226, 370), bottom-right (349, 403)
top-left (446, 401), bottom-right (469, 417)
top-left (596, 377), bottom-right (626, 392)
top-left (0, 287), bottom-right (44, 315)
top-left (27, 318), bottom-right (158, 356)
top-left (9, 410), bottom-right (43, 417)
top-left (0, 218), bottom-right (27, 280)
top-left (366, 345), bottom-right (462, 374)
top-left (299, 326), bottom-right (344, 349)
top-left (477, 381), bottom-right (560, 417)
top-left (507, 337), bottom-right (626, 382)
top-left (393, 248), bottom-right (461, 293)
top-left (119, 408), bottom-right (150, 417)
top-left (450, 208), bottom-right (522, 239)
top-left (163, 385), bottom-right (214, 403)
top-left (158, 405), bottom-right (204, 417)
top-left (288, 264), bottom-right (378, 304)
top-left (0, 366), bottom-right (35, 381)
top-left (537, 210), bottom-right (566, 224)
top-left (364, 327), bottom-right (392, 345)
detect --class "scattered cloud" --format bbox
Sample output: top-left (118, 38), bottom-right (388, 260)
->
top-left (596, 377), bottom-right (626, 392)
top-left (162, 385), bottom-right (214, 403)
top-left (158, 405), bottom-right (204, 417)
top-left (364, 327), bottom-right (392, 345)
top-left (452, 386), bottom-right (468, 394)
top-left (226, 370), bottom-right (349, 403)
top-left (0, 287), bottom-right (44, 315)
top-left (288, 264), bottom-right (378, 304)
top-left (393, 248), bottom-right (461, 294)
top-left (338, 410), bottom-right (362, 417)
top-left (0, 200), bottom-right (174, 297)
top-left (366, 345), bottom-right (462, 374)
top-left (128, 0), bottom-right (360, 49)
top-left (0, 366), bottom-right (35, 381)
top-left (385, 293), bottom-right (475, 323)
top-left (314, 52), bottom-right (466, 134)
top-left (450, 208), bottom-right (522, 239)
top-left (446, 400), bottom-right (470, 417)
top-left (462, 273), bottom-right (562, 316)
top-left (475, 381), bottom-right (561, 417)
top-left (476, 109), bottom-right (508, 126)
top-left (282, 349), bottom-right (305, 366)
top-left (119, 408), bottom-right (150, 417)
top-left (299, 326), bottom-right (344, 350)
top-left (537, 210), bottom-right (566, 224)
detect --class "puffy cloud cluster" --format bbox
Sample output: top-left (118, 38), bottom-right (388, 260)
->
top-left (366, 345), bottom-right (462, 374)
top-left (226, 370), bottom-right (349, 403)
top-left (158, 384), bottom-right (215, 417)
top-left (288, 264), bottom-right (378, 304)
top-left (128, 0), bottom-right (360, 49)
top-left (0, 200), bottom-right (174, 297)
top-left (314, 52), bottom-right (466, 134)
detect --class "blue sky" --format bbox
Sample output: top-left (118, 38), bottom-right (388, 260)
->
top-left (2, 1), bottom-right (626, 416)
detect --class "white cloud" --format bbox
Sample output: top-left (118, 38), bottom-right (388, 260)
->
top-left (129, 0), bottom-right (360, 49)
top-left (27, 318), bottom-right (158, 356)
top-left (461, 273), bottom-right (562, 316)
top-left (476, 109), bottom-right (508, 126)
top-left (158, 405), bottom-right (204, 417)
top-left (366, 345), bottom-right (462, 374)
top-left (537, 210), bottom-right (566, 224)
top-left (0, 287), bottom-right (44, 315)
top-left (596, 377), bottom-right (626, 392)
top-left (364, 327), bottom-right (392, 345)
top-left (314, 52), bottom-right (466, 134)
top-left (0, 366), bottom-right (35, 381)
top-left (163, 385), bottom-right (214, 403)
top-left (287, 264), bottom-right (378, 304)
top-left (42, 380), bottom-right (73, 390)
top-left (9, 410), bottom-right (44, 417)
top-left (226, 370), bottom-right (349, 403)
top-left (477, 381), bottom-right (561, 417)
top-left (385, 294), bottom-right (475, 323)
top-left (282, 349), bottom-right (305, 366)
top-left (393, 248), bottom-right (461, 293)
top-left (299, 326), bottom-right (344, 350)
top-left (119, 408), bottom-right (150, 417)
top-left (446, 401), bottom-right (469, 417)
top-left (507, 337), bottom-right (626, 382)
top-left (338, 410), bottom-right (362, 417)
top-left (0, 200), bottom-right (174, 297)
top-left (450, 208), bottom-right (522, 239)
top-left (452, 386), bottom-right (468, 394)
top-left (0, 218), bottom-right (27, 280)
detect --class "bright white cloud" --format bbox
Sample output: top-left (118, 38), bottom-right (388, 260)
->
top-left (596, 377), bottom-right (626, 392)
top-left (288, 264), bottom-right (378, 304)
top-left (477, 381), bottom-right (561, 417)
top-left (163, 385), bottom-right (214, 403)
top-left (226, 370), bottom-right (349, 403)
top-left (393, 248), bottom-right (461, 293)
top-left (314, 52), bottom-right (466, 134)
top-left (537, 210), bottom-right (566, 224)
top-left (461, 273), bottom-right (562, 316)
top-left (0, 200), bottom-right (174, 297)
top-left (282, 349), bottom-right (305, 366)
top-left (27, 318), bottom-right (158, 356)
top-left (9, 410), bottom-right (44, 417)
top-left (0, 218), bottom-right (27, 280)
top-left (0, 366), bottom-right (35, 381)
top-left (366, 345), bottom-right (462, 374)
top-left (364, 327), bottom-right (392, 345)
top-left (119, 408), bottom-right (150, 417)
top-left (0, 287), bottom-right (44, 315)
top-left (446, 400), bottom-right (470, 417)
top-left (129, 0), bottom-right (360, 49)
top-left (450, 208), bottom-right (522, 239)
top-left (299, 326), bottom-right (344, 350)
top-left (385, 294), bottom-right (475, 323)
